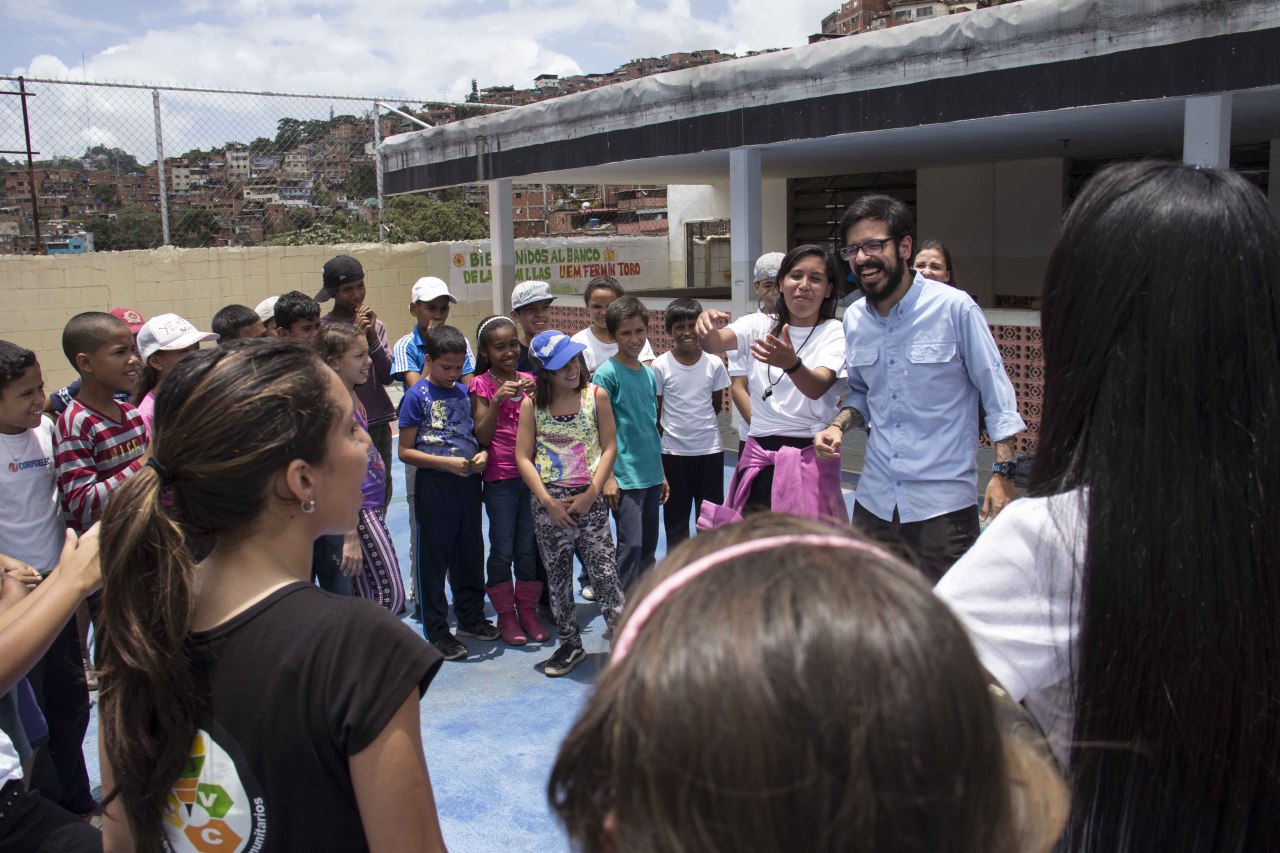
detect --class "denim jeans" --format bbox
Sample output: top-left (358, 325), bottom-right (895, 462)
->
top-left (311, 534), bottom-right (353, 596)
top-left (482, 476), bottom-right (538, 586)
top-left (612, 483), bottom-right (662, 590)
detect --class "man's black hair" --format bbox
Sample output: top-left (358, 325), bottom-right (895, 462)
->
top-left (211, 304), bottom-right (261, 340)
top-left (838, 194), bottom-right (915, 245)
top-left (424, 324), bottom-right (469, 359)
top-left (664, 297), bottom-right (703, 333)
top-left (273, 290), bottom-right (321, 331)
top-left (0, 340), bottom-right (38, 395)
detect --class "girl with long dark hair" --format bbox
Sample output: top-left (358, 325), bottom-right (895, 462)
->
top-left (936, 161), bottom-right (1280, 850)
top-left (695, 245), bottom-right (847, 516)
top-left (96, 340), bottom-right (446, 852)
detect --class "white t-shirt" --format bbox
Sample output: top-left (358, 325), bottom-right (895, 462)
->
top-left (572, 326), bottom-right (656, 372)
top-left (651, 351), bottom-right (730, 456)
top-left (933, 490), bottom-right (1087, 767)
top-left (727, 313), bottom-right (846, 439)
top-left (0, 420), bottom-right (66, 572)
top-left (0, 729), bottom-right (21, 786)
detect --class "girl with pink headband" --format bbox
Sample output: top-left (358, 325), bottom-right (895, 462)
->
top-left (550, 514), bottom-right (1066, 852)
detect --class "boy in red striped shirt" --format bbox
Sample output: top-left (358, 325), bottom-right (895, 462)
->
top-left (54, 312), bottom-right (148, 534)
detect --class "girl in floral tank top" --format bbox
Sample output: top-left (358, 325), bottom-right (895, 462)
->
top-left (515, 330), bottom-right (626, 678)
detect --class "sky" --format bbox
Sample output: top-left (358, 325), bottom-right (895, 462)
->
top-left (2, 0), bottom-right (838, 100)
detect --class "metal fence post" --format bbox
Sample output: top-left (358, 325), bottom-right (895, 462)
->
top-left (152, 89), bottom-right (170, 245)
top-left (372, 102), bottom-right (386, 242)
top-left (19, 77), bottom-right (42, 254)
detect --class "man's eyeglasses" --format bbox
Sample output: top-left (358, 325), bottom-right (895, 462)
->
top-left (838, 237), bottom-right (896, 262)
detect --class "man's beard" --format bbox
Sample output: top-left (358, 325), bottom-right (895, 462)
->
top-left (858, 254), bottom-right (904, 305)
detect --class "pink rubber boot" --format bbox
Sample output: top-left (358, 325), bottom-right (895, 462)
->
top-left (487, 581), bottom-right (527, 646)
top-left (514, 580), bottom-right (551, 643)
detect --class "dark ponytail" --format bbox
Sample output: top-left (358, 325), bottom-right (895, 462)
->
top-left (98, 339), bottom-right (338, 848)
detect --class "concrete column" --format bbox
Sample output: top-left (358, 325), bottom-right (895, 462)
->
top-left (1183, 94), bottom-right (1232, 169)
top-left (729, 148), bottom-right (762, 321)
top-left (489, 178), bottom-right (515, 313)
top-left (1270, 140), bottom-right (1280, 216)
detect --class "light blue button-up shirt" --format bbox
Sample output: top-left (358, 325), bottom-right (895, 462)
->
top-left (843, 273), bottom-right (1025, 523)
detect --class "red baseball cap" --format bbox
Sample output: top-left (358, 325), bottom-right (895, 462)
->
top-left (109, 307), bottom-right (146, 335)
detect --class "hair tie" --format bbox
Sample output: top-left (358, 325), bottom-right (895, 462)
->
top-left (146, 457), bottom-right (178, 507)
top-left (146, 457), bottom-right (173, 486)
top-left (610, 534), bottom-right (896, 665)
top-left (477, 316), bottom-right (513, 339)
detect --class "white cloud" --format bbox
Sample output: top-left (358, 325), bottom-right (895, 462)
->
top-left (3, 1), bottom-right (835, 161)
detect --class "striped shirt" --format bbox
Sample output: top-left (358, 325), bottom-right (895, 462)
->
top-left (390, 326), bottom-right (475, 392)
top-left (54, 399), bottom-right (147, 533)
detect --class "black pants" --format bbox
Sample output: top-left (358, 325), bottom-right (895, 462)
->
top-left (415, 468), bottom-right (486, 641)
top-left (851, 502), bottom-right (981, 584)
top-left (0, 781), bottom-right (100, 852)
top-left (661, 452), bottom-right (725, 547)
top-left (367, 419), bottom-right (394, 509)
top-left (311, 534), bottom-right (352, 596)
top-left (744, 435), bottom-right (814, 514)
top-left (26, 620), bottom-right (93, 815)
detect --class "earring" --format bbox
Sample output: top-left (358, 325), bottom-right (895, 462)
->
top-left (301, 499), bottom-right (316, 514)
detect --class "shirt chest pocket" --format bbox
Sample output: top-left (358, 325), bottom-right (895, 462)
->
top-left (848, 346), bottom-right (879, 368)
top-left (905, 339), bottom-right (961, 407)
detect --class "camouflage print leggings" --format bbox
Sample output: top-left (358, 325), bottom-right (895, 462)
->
top-left (531, 483), bottom-right (624, 648)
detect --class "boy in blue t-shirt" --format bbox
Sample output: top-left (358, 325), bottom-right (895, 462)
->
top-left (397, 325), bottom-right (496, 660)
top-left (593, 296), bottom-right (668, 589)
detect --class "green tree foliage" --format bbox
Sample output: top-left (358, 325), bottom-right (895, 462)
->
top-left (171, 208), bottom-right (224, 248)
top-left (385, 195), bottom-right (487, 242)
top-left (90, 182), bottom-right (119, 206)
top-left (345, 162), bottom-right (377, 200)
top-left (283, 207), bottom-right (317, 231)
top-left (87, 205), bottom-right (163, 251)
top-left (84, 145), bottom-right (144, 174)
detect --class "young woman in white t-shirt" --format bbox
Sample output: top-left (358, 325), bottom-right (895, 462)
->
top-left (937, 161), bottom-right (1280, 851)
top-left (696, 245), bottom-right (846, 511)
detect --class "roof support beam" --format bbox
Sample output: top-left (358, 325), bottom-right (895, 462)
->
top-left (1183, 94), bottom-right (1232, 169)
top-left (489, 178), bottom-right (515, 312)
top-left (729, 147), bottom-right (762, 321)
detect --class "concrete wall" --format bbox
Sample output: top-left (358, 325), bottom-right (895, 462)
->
top-left (917, 158), bottom-right (1064, 305)
top-left (666, 180), bottom-right (790, 288)
top-left (0, 242), bottom-right (495, 390)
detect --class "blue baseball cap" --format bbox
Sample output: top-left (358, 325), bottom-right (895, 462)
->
top-left (530, 330), bottom-right (586, 372)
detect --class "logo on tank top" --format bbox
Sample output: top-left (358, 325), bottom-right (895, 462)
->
top-left (163, 729), bottom-right (267, 853)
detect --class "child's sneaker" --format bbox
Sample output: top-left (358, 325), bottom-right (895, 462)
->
top-left (542, 643), bottom-right (587, 677)
top-left (581, 585), bottom-right (596, 602)
top-left (432, 634), bottom-right (468, 661)
top-left (457, 620), bottom-right (500, 641)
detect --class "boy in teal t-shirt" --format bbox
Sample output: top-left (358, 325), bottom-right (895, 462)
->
top-left (594, 296), bottom-right (667, 589)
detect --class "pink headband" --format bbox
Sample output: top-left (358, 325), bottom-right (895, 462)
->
top-left (610, 534), bottom-right (896, 664)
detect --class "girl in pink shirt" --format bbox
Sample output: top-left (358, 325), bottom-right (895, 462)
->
top-left (470, 315), bottom-right (545, 645)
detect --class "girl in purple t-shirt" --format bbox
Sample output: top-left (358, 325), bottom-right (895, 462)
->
top-left (316, 325), bottom-right (406, 614)
top-left (470, 315), bottom-right (546, 646)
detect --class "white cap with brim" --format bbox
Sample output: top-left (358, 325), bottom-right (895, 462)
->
top-left (411, 277), bottom-right (457, 305)
top-left (255, 296), bottom-right (279, 324)
top-left (138, 314), bottom-right (219, 363)
top-left (511, 280), bottom-right (556, 311)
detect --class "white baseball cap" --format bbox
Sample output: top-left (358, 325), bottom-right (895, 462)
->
top-left (138, 314), bottom-right (219, 363)
top-left (255, 296), bottom-right (279, 324)
top-left (753, 252), bottom-right (786, 284)
top-left (511, 280), bottom-right (556, 311)
top-left (411, 276), bottom-right (457, 305)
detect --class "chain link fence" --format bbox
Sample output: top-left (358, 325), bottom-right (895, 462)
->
top-left (0, 77), bottom-right (452, 254)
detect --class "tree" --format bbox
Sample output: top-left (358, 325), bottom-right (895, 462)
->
top-left (90, 182), bottom-right (119, 206)
top-left (275, 117), bottom-right (303, 149)
top-left (84, 145), bottom-right (144, 175)
top-left (346, 162), bottom-right (377, 200)
top-left (248, 137), bottom-right (273, 153)
top-left (385, 194), bottom-right (488, 242)
top-left (87, 205), bottom-right (163, 251)
top-left (171, 208), bottom-right (223, 248)
top-left (283, 207), bottom-right (316, 231)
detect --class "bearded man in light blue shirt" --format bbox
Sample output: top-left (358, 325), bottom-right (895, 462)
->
top-left (815, 195), bottom-right (1025, 582)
